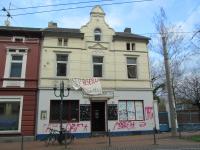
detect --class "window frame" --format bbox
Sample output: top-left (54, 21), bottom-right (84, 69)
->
top-left (56, 54), bottom-right (68, 77)
top-left (9, 55), bottom-right (23, 78)
top-left (49, 100), bottom-right (80, 123)
top-left (3, 48), bottom-right (28, 87)
top-left (92, 56), bottom-right (104, 77)
top-left (0, 96), bottom-right (23, 133)
top-left (94, 28), bottom-right (101, 41)
top-left (126, 42), bottom-right (135, 51)
top-left (57, 38), bottom-right (68, 47)
top-left (126, 57), bottom-right (137, 79)
top-left (12, 36), bottom-right (25, 43)
top-left (118, 100), bottom-right (144, 121)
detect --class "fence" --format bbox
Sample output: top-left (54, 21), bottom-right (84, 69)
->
top-left (159, 111), bottom-right (200, 132)
top-left (177, 111), bottom-right (200, 131)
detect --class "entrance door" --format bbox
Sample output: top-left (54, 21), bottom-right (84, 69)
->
top-left (91, 102), bottom-right (105, 132)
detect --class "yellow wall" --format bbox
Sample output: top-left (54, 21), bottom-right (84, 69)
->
top-left (39, 6), bottom-right (151, 89)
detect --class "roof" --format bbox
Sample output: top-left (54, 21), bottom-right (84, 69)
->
top-left (114, 32), bottom-right (150, 41)
top-left (41, 27), bottom-right (84, 38)
top-left (0, 26), bottom-right (41, 32)
top-left (0, 26), bottom-right (150, 41)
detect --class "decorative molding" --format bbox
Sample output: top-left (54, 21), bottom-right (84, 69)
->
top-left (43, 46), bottom-right (86, 50)
top-left (88, 43), bottom-right (107, 50)
top-left (109, 49), bottom-right (148, 53)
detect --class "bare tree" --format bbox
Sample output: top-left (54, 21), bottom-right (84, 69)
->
top-left (191, 25), bottom-right (200, 51)
top-left (152, 7), bottom-right (178, 136)
top-left (177, 74), bottom-right (200, 111)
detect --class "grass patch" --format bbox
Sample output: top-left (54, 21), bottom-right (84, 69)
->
top-left (190, 135), bottom-right (200, 142)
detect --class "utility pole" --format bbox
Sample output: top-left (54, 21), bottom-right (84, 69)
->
top-left (162, 35), bottom-right (177, 136)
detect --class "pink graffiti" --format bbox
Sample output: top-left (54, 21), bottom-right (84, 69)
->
top-left (145, 107), bottom-right (153, 120)
top-left (113, 121), bottom-right (135, 130)
top-left (43, 123), bottom-right (88, 133)
top-left (139, 121), bottom-right (146, 128)
top-left (65, 123), bottom-right (88, 132)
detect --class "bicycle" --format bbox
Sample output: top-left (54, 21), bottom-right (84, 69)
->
top-left (43, 128), bottom-right (59, 146)
top-left (44, 128), bottom-right (74, 146)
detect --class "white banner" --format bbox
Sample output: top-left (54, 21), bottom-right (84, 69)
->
top-left (70, 78), bottom-right (102, 95)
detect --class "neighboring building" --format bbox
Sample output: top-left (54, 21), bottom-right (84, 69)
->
top-left (0, 26), bottom-right (41, 136)
top-left (36, 5), bottom-right (158, 139)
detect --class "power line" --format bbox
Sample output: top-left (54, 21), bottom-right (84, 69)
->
top-left (5, 0), bottom-right (117, 11)
top-left (0, 0), bottom-right (153, 17)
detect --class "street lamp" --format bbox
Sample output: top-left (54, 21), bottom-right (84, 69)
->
top-left (53, 80), bottom-right (70, 144)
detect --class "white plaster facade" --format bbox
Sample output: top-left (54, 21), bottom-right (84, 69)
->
top-left (36, 5), bottom-right (158, 138)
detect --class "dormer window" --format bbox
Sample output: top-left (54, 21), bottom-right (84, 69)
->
top-left (12, 36), bottom-right (25, 43)
top-left (94, 28), bottom-right (101, 41)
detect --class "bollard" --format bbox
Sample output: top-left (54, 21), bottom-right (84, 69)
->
top-left (178, 127), bottom-right (182, 138)
top-left (64, 132), bottom-right (67, 149)
top-left (21, 134), bottom-right (24, 150)
top-left (153, 127), bottom-right (157, 145)
top-left (108, 129), bottom-right (111, 147)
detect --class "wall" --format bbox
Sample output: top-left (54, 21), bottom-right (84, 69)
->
top-left (36, 90), bottom-right (156, 137)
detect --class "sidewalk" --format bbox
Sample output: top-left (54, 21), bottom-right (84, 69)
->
top-left (0, 132), bottom-right (200, 150)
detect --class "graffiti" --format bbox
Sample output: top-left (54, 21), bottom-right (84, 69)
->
top-left (139, 121), bottom-right (146, 128)
top-left (113, 120), bottom-right (135, 130)
top-left (66, 123), bottom-right (88, 132)
top-left (43, 123), bottom-right (88, 133)
top-left (145, 107), bottom-right (153, 120)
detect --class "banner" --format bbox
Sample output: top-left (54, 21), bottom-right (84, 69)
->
top-left (70, 78), bottom-right (102, 95)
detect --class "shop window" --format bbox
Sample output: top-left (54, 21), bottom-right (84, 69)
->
top-left (0, 101), bottom-right (21, 132)
top-left (50, 100), bottom-right (79, 122)
top-left (118, 100), bottom-right (144, 121)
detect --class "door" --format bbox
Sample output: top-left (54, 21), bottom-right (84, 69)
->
top-left (91, 102), bottom-right (105, 132)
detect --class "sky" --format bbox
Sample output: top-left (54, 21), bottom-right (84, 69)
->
top-left (0, 0), bottom-right (199, 34)
top-left (0, 0), bottom-right (199, 71)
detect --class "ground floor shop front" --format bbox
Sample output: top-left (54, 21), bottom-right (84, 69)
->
top-left (0, 90), bottom-right (37, 136)
top-left (36, 89), bottom-right (159, 139)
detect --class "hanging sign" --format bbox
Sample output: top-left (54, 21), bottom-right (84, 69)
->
top-left (70, 78), bottom-right (102, 95)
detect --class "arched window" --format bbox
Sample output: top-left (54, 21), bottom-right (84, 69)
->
top-left (94, 28), bottom-right (101, 41)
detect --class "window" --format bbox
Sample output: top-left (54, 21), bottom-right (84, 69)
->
top-left (126, 43), bottom-right (130, 50)
top-left (50, 100), bottom-right (79, 122)
top-left (57, 38), bottom-right (68, 46)
top-left (3, 48), bottom-right (28, 87)
top-left (10, 55), bottom-right (23, 77)
top-left (12, 36), bottom-right (25, 43)
top-left (127, 57), bottom-right (137, 78)
top-left (94, 28), bottom-right (101, 41)
top-left (126, 42), bottom-right (135, 51)
top-left (56, 54), bottom-right (68, 76)
top-left (58, 38), bottom-right (62, 46)
top-left (0, 97), bottom-right (23, 132)
top-left (93, 56), bottom-right (103, 77)
top-left (118, 100), bottom-right (144, 121)
top-left (4, 49), bottom-right (27, 79)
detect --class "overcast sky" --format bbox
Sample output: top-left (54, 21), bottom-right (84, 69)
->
top-left (0, 0), bottom-right (199, 35)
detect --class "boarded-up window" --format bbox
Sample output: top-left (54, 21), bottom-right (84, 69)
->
top-left (118, 100), bottom-right (144, 121)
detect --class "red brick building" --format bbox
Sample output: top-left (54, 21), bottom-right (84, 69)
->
top-left (0, 26), bottom-right (41, 136)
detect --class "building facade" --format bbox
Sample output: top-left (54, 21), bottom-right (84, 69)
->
top-left (0, 27), bottom-right (41, 136)
top-left (36, 6), bottom-right (159, 139)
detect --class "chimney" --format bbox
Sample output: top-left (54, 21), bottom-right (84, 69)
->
top-left (48, 21), bottom-right (57, 28)
top-left (124, 28), bottom-right (131, 33)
